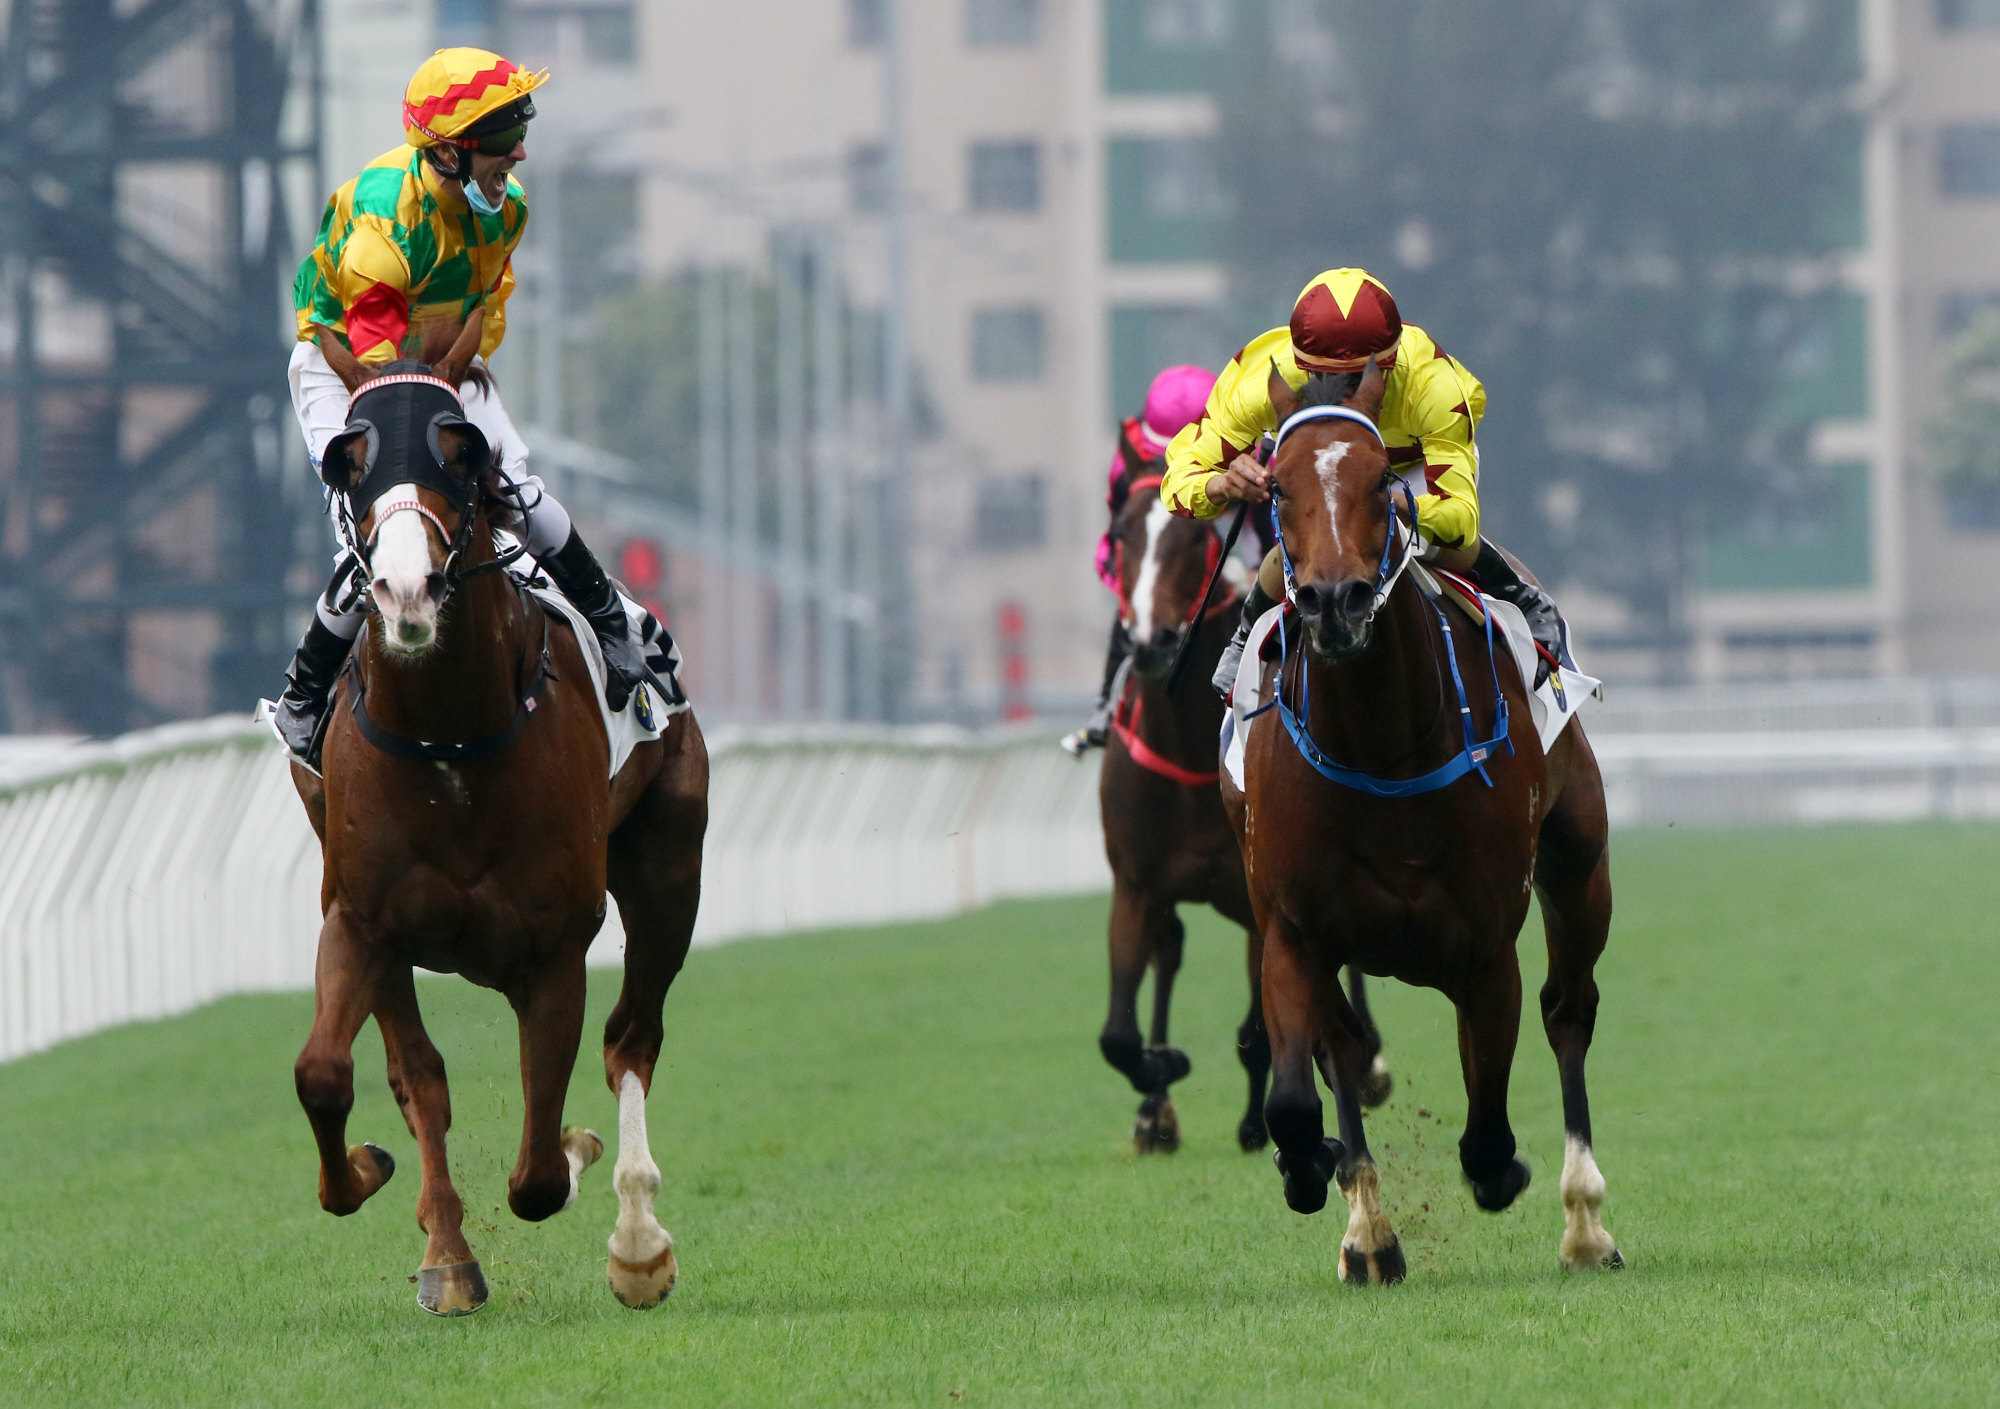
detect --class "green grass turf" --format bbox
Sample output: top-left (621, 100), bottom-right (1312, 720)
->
top-left (3, 824), bottom-right (2000, 1407)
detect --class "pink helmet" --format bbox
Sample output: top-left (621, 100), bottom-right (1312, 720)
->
top-left (1137, 364), bottom-right (1216, 455)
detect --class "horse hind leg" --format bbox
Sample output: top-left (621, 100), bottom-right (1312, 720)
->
top-left (600, 750), bottom-right (704, 1309)
top-left (294, 908), bottom-right (395, 1219)
top-left (1344, 967), bottom-right (1394, 1108)
top-left (375, 968), bottom-right (485, 1316)
top-left (1537, 769), bottom-right (1623, 1271)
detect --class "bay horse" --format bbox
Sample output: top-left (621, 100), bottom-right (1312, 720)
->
top-left (289, 349), bottom-right (707, 1315)
top-left (1097, 449), bottom-right (1388, 1154)
top-left (1226, 357), bottom-right (1620, 1282)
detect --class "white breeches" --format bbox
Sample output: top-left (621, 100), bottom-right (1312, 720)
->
top-left (287, 342), bottom-right (573, 634)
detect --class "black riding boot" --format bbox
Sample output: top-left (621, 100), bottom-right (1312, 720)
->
top-left (1061, 619), bottom-right (1133, 756)
top-left (541, 526), bottom-right (650, 711)
top-left (1471, 539), bottom-right (1564, 688)
top-left (1212, 578), bottom-right (1279, 700)
top-left (273, 615), bottom-right (357, 773)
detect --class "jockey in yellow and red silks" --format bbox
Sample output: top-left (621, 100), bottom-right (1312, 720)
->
top-left (269, 49), bottom-right (656, 772)
top-left (1161, 267), bottom-right (1565, 696)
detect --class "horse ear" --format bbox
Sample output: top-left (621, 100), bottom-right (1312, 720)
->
top-left (1114, 429), bottom-right (1148, 484)
top-left (1354, 355), bottom-right (1387, 419)
top-left (429, 305), bottom-right (486, 390)
top-left (320, 422), bottom-right (375, 492)
top-left (1267, 361), bottom-right (1300, 424)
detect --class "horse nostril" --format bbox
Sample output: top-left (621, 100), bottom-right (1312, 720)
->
top-left (425, 572), bottom-right (447, 606)
top-left (1295, 583), bottom-right (1325, 619)
top-left (1334, 579), bottom-right (1373, 624)
top-left (1150, 628), bottom-right (1176, 653)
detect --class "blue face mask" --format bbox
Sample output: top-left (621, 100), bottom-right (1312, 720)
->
top-left (465, 176), bottom-right (505, 217)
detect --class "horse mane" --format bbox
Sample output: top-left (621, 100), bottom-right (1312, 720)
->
top-left (1295, 371), bottom-right (1364, 409)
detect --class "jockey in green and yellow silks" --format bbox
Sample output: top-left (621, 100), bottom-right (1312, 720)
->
top-left (1165, 268), bottom-right (1564, 696)
top-left (267, 49), bottom-right (662, 773)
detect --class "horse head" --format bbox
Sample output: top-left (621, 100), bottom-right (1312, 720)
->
top-left (1111, 461), bottom-right (1222, 679)
top-left (319, 360), bottom-right (496, 656)
top-left (1265, 357), bottom-right (1399, 661)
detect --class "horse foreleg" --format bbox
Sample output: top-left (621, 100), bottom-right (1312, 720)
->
top-left (1261, 927), bottom-right (1338, 1214)
top-left (375, 967), bottom-right (485, 1316)
top-left (1100, 880), bottom-right (1188, 1152)
top-left (1453, 949), bottom-right (1531, 1215)
top-left (506, 951), bottom-right (593, 1225)
top-left (294, 906), bottom-right (393, 1218)
top-left (1235, 925), bottom-right (1271, 1152)
top-left (1537, 754), bottom-right (1622, 1271)
top-left (1133, 909), bottom-right (1187, 1152)
top-left (1315, 982), bottom-right (1404, 1285)
top-left (1344, 968), bottom-right (1394, 1108)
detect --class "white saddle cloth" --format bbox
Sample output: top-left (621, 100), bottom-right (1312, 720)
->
top-left (524, 581), bottom-right (686, 778)
top-left (1218, 575), bottom-right (1601, 792)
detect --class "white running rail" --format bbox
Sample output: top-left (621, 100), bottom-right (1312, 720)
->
top-left (0, 719), bottom-right (1109, 1064)
top-left (8, 697), bottom-right (2000, 1063)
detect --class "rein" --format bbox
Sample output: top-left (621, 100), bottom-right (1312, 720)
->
top-left (1264, 418), bottom-right (1514, 798)
top-left (344, 577), bottom-right (557, 764)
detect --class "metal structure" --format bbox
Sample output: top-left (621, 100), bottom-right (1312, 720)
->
top-left (0, 0), bottom-right (320, 734)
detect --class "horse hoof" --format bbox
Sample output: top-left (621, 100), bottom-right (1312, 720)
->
top-left (563, 1126), bottom-right (605, 1170)
top-left (417, 1260), bottom-right (488, 1316)
top-left (1339, 1237), bottom-right (1407, 1286)
top-left (1132, 1094), bottom-right (1181, 1154)
top-left (608, 1244), bottom-right (678, 1309)
top-left (1357, 1055), bottom-right (1394, 1108)
top-left (1469, 1156), bottom-right (1532, 1213)
top-left (1275, 1138), bottom-right (1343, 1215)
top-left (1236, 1112), bottom-right (1269, 1153)
top-left (360, 1142), bottom-right (395, 1181)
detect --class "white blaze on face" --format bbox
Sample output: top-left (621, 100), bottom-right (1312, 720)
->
top-left (369, 483), bottom-right (442, 653)
top-left (1130, 500), bottom-right (1173, 641)
top-left (1314, 441), bottom-right (1351, 553)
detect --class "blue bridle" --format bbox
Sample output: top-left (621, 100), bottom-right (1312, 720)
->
top-left (1259, 407), bottom-right (1514, 798)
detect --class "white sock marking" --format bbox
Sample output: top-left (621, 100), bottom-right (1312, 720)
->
top-left (1338, 1156), bottom-right (1398, 1282)
top-left (609, 1069), bottom-right (671, 1266)
top-left (1559, 1134), bottom-right (1619, 1269)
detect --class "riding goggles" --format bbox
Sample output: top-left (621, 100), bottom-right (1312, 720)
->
top-left (469, 123), bottom-right (527, 156)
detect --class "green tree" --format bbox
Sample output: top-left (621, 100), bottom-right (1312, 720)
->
top-left (1220, 0), bottom-right (1863, 664)
top-left (1927, 309), bottom-right (2000, 501)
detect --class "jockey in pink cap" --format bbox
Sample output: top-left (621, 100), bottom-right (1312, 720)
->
top-left (1063, 364), bottom-right (1219, 756)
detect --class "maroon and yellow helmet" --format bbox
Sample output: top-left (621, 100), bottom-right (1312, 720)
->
top-left (1290, 268), bottom-right (1403, 373)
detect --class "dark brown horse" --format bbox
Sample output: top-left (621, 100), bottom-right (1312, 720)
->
top-left (1225, 359), bottom-right (1620, 1282)
top-left (1097, 456), bottom-right (1387, 1154)
top-left (289, 350), bottom-right (707, 1315)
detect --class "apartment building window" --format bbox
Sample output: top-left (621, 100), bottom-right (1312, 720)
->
top-left (974, 475), bottom-right (1046, 550)
top-left (967, 0), bottom-right (1038, 45)
top-left (1939, 125), bottom-right (2000, 196)
top-left (1109, 305), bottom-right (1229, 415)
top-left (1145, 0), bottom-right (1228, 47)
top-left (1938, 0), bottom-right (2000, 27)
top-left (969, 141), bottom-right (1041, 212)
top-left (849, 0), bottom-right (886, 46)
top-left (1941, 291), bottom-right (2000, 337)
top-left (1107, 137), bottom-right (1225, 262)
top-left (513, 4), bottom-right (635, 66)
top-left (848, 142), bottom-right (890, 213)
top-left (971, 306), bottom-right (1046, 381)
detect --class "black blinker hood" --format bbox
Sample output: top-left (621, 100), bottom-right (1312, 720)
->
top-left (322, 360), bottom-right (490, 517)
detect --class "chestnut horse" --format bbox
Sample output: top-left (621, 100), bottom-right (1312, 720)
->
top-left (1225, 359), bottom-right (1620, 1282)
top-left (290, 356), bottom-right (707, 1315)
top-left (1097, 454), bottom-right (1387, 1154)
